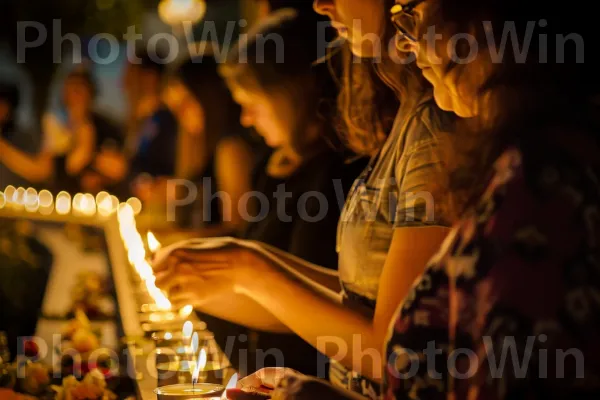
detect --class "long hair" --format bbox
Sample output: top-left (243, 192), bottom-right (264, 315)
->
top-left (332, 0), bottom-right (431, 156)
top-left (421, 0), bottom-right (600, 211)
top-left (219, 8), bottom-right (342, 154)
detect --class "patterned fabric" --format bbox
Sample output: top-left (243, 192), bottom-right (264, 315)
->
top-left (331, 95), bottom-right (455, 399)
top-left (384, 137), bottom-right (600, 399)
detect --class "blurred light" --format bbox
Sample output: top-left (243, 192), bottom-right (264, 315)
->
top-left (164, 332), bottom-right (173, 340)
top-left (0, 192), bottom-right (5, 209)
top-left (38, 190), bottom-right (53, 208)
top-left (73, 193), bottom-right (84, 214)
top-left (14, 187), bottom-right (25, 207)
top-left (126, 197), bottom-right (142, 215)
top-left (179, 305), bottom-right (193, 318)
top-left (97, 192), bottom-right (114, 217)
top-left (182, 321), bottom-right (193, 338)
top-left (24, 188), bottom-right (39, 212)
top-left (147, 231), bottom-right (161, 253)
top-left (56, 192), bottom-right (72, 215)
top-left (4, 186), bottom-right (16, 206)
top-left (158, 0), bottom-right (206, 25)
top-left (83, 193), bottom-right (96, 216)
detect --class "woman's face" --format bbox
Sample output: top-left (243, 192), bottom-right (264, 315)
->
top-left (394, 0), bottom-right (479, 117)
top-left (229, 84), bottom-right (293, 148)
top-left (164, 79), bottom-right (205, 136)
top-left (314, 0), bottom-right (386, 58)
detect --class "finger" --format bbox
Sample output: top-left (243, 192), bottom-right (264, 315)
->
top-left (172, 249), bottom-right (231, 265)
top-left (155, 274), bottom-right (190, 293)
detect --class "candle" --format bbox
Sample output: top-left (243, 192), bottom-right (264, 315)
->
top-left (154, 383), bottom-right (225, 400)
top-left (56, 191), bottom-right (72, 215)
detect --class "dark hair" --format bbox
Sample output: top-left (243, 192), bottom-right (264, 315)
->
top-left (220, 8), bottom-right (342, 153)
top-left (170, 48), bottom-right (243, 156)
top-left (422, 0), bottom-right (600, 212)
top-left (332, 0), bottom-right (431, 156)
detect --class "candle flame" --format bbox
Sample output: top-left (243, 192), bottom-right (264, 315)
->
top-left (220, 373), bottom-right (238, 399)
top-left (182, 321), bottom-right (193, 338)
top-left (179, 304), bottom-right (193, 318)
top-left (192, 348), bottom-right (207, 384)
top-left (191, 332), bottom-right (199, 355)
top-left (147, 231), bottom-right (161, 253)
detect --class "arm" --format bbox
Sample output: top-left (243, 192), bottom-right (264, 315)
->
top-left (239, 226), bottom-right (449, 382)
top-left (0, 139), bottom-right (54, 183)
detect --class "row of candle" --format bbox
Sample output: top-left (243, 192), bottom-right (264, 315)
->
top-left (0, 185), bottom-right (142, 217)
top-left (115, 195), bottom-right (238, 398)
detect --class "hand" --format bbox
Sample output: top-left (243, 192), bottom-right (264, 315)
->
top-left (225, 368), bottom-right (299, 400)
top-left (153, 246), bottom-right (264, 308)
top-left (270, 375), bottom-right (368, 400)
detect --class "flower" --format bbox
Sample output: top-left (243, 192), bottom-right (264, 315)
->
top-left (19, 362), bottom-right (49, 395)
top-left (53, 370), bottom-right (116, 400)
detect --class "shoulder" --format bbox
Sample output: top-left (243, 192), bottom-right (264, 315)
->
top-left (403, 98), bottom-right (456, 151)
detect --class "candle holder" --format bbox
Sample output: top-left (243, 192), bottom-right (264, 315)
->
top-left (156, 360), bottom-right (228, 387)
top-left (154, 383), bottom-right (225, 400)
top-left (143, 320), bottom-right (207, 336)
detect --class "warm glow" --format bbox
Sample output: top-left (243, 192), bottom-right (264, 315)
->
top-left (158, 0), bottom-right (206, 25)
top-left (192, 348), bottom-right (207, 384)
top-left (0, 192), bottom-right (5, 209)
top-left (149, 312), bottom-right (176, 322)
top-left (56, 192), bottom-right (72, 215)
top-left (147, 231), bottom-right (161, 253)
top-left (179, 305), bottom-right (193, 318)
top-left (4, 186), bottom-right (15, 206)
top-left (83, 193), bottom-right (96, 216)
top-left (154, 291), bottom-right (172, 310)
top-left (14, 187), bottom-right (25, 208)
top-left (182, 321), bottom-right (193, 338)
top-left (24, 188), bottom-right (39, 212)
top-left (96, 191), bottom-right (114, 217)
top-left (134, 260), bottom-right (154, 280)
top-left (38, 190), bottom-right (53, 208)
top-left (164, 332), bottom-right (173, 340)
top-left (72, 193), bottom-right (84, 213)
top-left (126, 197), bottom-right (142, 215)
top-left (191, 332), bottom-right (199, 354)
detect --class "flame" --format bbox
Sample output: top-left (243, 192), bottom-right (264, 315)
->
top-left (191, 348), bottom-right (207, 384)
top-left (182, 321), bottom-right (193, 338)
top-left (147, 231), bottom-right (161, 253)
top-left (179, 305), bottom-right (193, 318)
top-left (191, 332), bottom-right (199, 355)
top-left (220, 373), bottom-right (238, 399)
top-left (164, 332), bottom-right (173, 340)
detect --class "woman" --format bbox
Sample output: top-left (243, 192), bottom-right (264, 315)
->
top-left (0, 66), bottom-right (127, 194)
top-left (158, 49), bottom-right (258, 236)
top-left (154, 1), bottom-right (456, 397)
top-left (196, 10), bottom-right (364, 376)
top-left (380, 0), bottom-right (600, 398)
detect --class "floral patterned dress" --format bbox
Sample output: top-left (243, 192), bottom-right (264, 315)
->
top-left (384, 137), bottom-right (600, 399)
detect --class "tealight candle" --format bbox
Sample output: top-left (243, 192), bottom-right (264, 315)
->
top-left (154, 383), bottom-right (224, 400)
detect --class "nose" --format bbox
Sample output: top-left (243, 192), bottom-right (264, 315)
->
top-left (313, 0), bottom-right (334, 17)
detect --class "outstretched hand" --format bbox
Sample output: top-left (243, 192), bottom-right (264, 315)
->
top-left (152, 245), bottom-right (266, 308)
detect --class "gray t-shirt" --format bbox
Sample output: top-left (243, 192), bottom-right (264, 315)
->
top-left (330, 94), bottom-right (455, 397)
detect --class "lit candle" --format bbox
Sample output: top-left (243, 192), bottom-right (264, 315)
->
top-left (191, 348), bottom-right (207, 384)
top-left (56, 191), bottom-right (72, 215)
top-left (127, 197), bottom-right (143, 215)
top-left (24, 188), bottom-right (39, 212)
top-left (147, 231), bottom-right (161, 254)
top-left (38, 190), bottom-right (54, 215)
